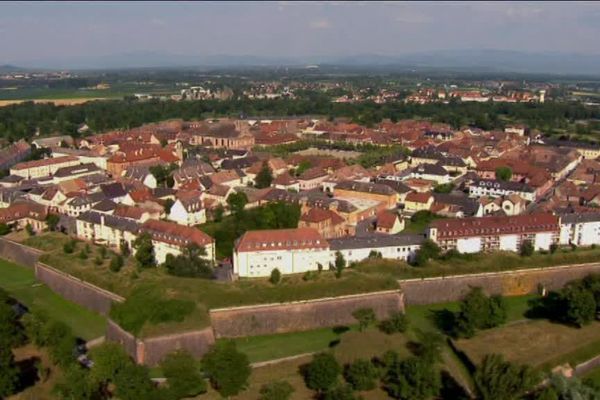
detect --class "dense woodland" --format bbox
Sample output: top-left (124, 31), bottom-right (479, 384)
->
top-left (1, 96), bottom-right (600, 142)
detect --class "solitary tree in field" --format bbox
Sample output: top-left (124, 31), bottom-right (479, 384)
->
top-left (334, 251), bottom-right (346, 278)
top-left (352, 308), bottom-right (376, 332)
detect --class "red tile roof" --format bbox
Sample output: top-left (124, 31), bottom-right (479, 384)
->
top-left (235, 228), bottom-right (328, 253)
top-left (377, 210), bottom-right (399, 229)
top-left (430, 213), bottom-right (559, 239)
top-left (142, 219), bottom-right (214, 247)
top-left (300, 208), bottom-right (345, 225)
top-left (406, 192), bottom-right (433, 203)
top-left (12, 156), bottom-right (78, 170)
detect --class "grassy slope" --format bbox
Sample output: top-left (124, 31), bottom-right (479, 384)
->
top-left (0, 258), bottom-right (106, 340)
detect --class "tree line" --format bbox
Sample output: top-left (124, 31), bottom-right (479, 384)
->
top-left (1, 96), bottom-right (599, 142)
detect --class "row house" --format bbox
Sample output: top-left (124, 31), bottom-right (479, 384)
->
top-left (10, 156), bottom-right (80, 179)
top-left (142, 219), bottom-right (215, 265)
top-left (468, 179), bottom-right (536, 202)
top-left (51, 147), bottom-right (108, 170)
top-left (427, 213), bottom-right (560, 254)
top-left (188, 121), bottom-right (255, 150)
top-left (329, 233), bottom-right (423, 264)
top-left (559, 213), bottom-right (600, 247)
top-left (76, 211), bottom-right (140, 250)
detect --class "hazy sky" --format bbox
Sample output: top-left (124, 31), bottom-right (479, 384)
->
top-left (2, 1), bottom-right (600, 64)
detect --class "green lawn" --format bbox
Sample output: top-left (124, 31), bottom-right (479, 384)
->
top-left (0, 258), bottom-right (106, 340)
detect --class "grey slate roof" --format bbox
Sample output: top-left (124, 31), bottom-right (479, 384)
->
top-left (329, 233), bottom-right (424, 251)
top-left (560, 213), bottom-right (600, 224)
top-left (335, 180), bottom-right (396, 196)
top-left (53, 163), bottom-right (100, 178)
top-left (78, 210), bottom-right (140, 233)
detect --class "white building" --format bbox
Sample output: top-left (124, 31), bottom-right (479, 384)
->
top-left (427, 213), bottom-right (560, 254)
top-left (329, 234), bottom-right (423, 264)
top-left (559, 213), bottom-right (600, 247)
top-left (168, 193), bottom-right (206, 226)
top-left (233, 228), bottom-right (330, 277)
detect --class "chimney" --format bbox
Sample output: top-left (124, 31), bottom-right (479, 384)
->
top-left (100, 214), bottom-right (105, 226)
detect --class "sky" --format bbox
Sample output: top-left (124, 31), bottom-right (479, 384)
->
top-left (2, 1), bottom-right (600, 65)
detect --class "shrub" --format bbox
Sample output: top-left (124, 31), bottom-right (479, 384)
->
top-left (93, 255), bottom-right (103, 266)
top-left (520, 240), bottom-right (534, 257)
top-left (379, 312), bottom-right (409, 334)
top-left (259, 380), bottom-right (295, 400)
top-left (78, 249), bottom-right (88, 260)
top-left (25, 223), bottom-right (35, 236)
top-left (109, 255), bottom-right (124, 272)
top-left (63, 240), bottom-right (76, 254)
top-left (161, 350), bottom-right (207, 399)
top-left (269, 268), bottom-right (282, 285)
top-left (0, 223), bottom-right (11, 236)
top-left (303, 271), bottom-right (318, 281)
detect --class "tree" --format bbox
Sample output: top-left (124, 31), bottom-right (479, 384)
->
top-left (202, 341), bottom-right (251, 398)
top-left (227, 191), bottom-right (248, 216)
top-left (433, 183), bottom-right (454, 193)
top-left (453, 287), bottom-right (507, 338)
top-left (259, 380), bottom-right (295, 400)
top-left (25, 222), bottom-right (35, 236)
top-left (113, 363), bottom-right (157, 400)
top-left (161, 350), bottom-right (206, 399)
top-left (0, 300), bottom-right (24, 349)
top-left (334, 251), bottom-right (346, 278)
top-left (302, 352), bottom-right (341, 393)
top-left (213, 204), bottom-right (225, 222)
top-left (495, 166), bottom-right (513, 182)
top-left (343, 359), bottom-right (378, 391)
top-left (163, 243), bottom-right (212, 278)
top-left (269, 268), bottom-right (282, 285)
top-left (133, 232), bottom-right (155, 268)
top-left (474, 354), bottom-right (538, 400)
top-left (53, 364), bottom-right (98, 400)
top-left (110, 254), bottom-right (124, 272)
top-left (411, 239), bottom-right (441, 267)
top-left (163, 198), bottom-right (175, 214)
top-left (559, 284), bottom-right (596, 327)
top-left (520, 240), bottom-right (534, 257)
top-left (255, 161), bottom-right (274, 189)
top-left (383, 356), bottom-right (441, 400)
top-left (89, 342), bottom-right (131, 389)
top-left (379, 312), bottom-right (409, 334)
top-left (0, 347), bottom-right (19, 398)
top-left (352, 308), bottom-right (376, 332)
top-left (120, 239), bottom-right (131, 257)
top-left (45, 213), bottom-right (60, 231)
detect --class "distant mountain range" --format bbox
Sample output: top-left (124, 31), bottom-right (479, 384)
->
top-left (5, 49), bottom-right (600, 76)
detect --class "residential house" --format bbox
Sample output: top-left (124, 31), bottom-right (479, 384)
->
top-left (297, 167), bottom-right (329, 191)
top-left (298, 207), bottom-right (350, 239)
top-left (122, 166), bottom-right (157, 189)
top-left (168, 190), bottom-right (206, 226)
top-left (404, 192), bottom-right (434, 213)
top-left (0, 140), bottom-right (31, 171)
top-left (76, 211), bottom-right (140, 250)
top-left (375, 211), bottom-right (404, 234)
